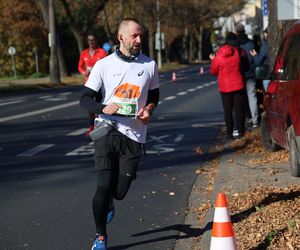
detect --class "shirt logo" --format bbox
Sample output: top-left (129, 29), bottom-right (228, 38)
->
top-left (138, 70), bottom-right (144, 76)
top-left (114, 83), bottom-right (141, 99)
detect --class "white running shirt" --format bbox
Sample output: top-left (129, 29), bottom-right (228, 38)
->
top-left (85, 52), bottom-right (159, 143)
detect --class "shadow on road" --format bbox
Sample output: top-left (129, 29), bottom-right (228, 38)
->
top-left (110, 222), bottom-right (213, 249)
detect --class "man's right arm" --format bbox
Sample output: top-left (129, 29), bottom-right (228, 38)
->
top-left (78, 52), bottom-right (86, 75)
top-left (80, 86), bottom-right (105, 114)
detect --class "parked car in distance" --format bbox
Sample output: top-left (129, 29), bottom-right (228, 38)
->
top-left (256, 20), bottom-right (300, 177)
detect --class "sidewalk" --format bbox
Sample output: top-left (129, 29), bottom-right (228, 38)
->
top-left (0, 75), bottom-right (84, 90)
top-left (174, 129), bottom-right (299, 250)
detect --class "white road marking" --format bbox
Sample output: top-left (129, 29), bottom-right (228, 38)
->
top-left (147, 135), bottom-right (170, 143)
top-left (66, 142), bottom-right (94, 156)
top-left (17, 144), bottom-right (55, 157)
top-left (196, 86), bottom-right (203, 89)
top-left (67, 128), bottom-right (87, 136)
top-left (146, 144), bottom-right (176, 154)
top-left (187, 88), bottom-right (196, 92)
top-left (60, 92), bottom-right (72, 96)
top-left (0, 101), bottom-right (79, 123)
top-left (43, 97), bottom-right (67, 101)
top-left (39, 95), bottom-right (52, 99)
top-left (192, 122), bottom-right (225, 128)
top-left (174, 134), bottom-right (185, 143)
top-left (0, 100), bottom-right (25, 106)
top-left (164, 96), bottom-right (176, 101)
top-left (177, 92), bottom-right (187, 95)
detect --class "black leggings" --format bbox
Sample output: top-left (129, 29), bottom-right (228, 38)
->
top-left (93, 169), bottom-right (134, 235)
top-left (220, 89), bottom-right (246, 136)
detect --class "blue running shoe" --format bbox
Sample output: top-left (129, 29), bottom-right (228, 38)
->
top-left (106, 199), bottom-right (114, 224)
top-left (91, 235), bottom-right (107, 250)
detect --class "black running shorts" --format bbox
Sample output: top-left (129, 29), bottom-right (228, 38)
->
top-left (94, 129), bottom-right (141, 178)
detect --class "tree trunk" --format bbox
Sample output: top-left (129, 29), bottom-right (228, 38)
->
top-left (268, 0), bottom-right (295, 69)
top-left (49, 0), bottom-right (60, 84)
top-left (57, 34), bottom-right (68, 76)
top-left (71, 27), bottom-right (85, 53)
top-left (189, 35), bottom-right (194, 62)
top-left (102, 8), bottom-right (114, 46)
top-left (119, 0), bottom-right (124, 23)
top-left (183, 26), bottom-right (188, 63)
top-left (35, 0), bottom-right (49, 28)
top-left (197, 26), bottom-right (203, 62)
top-left (36, 0), bottom-right (67, 77)
top-left (148, 31), bottom-right (154, 59)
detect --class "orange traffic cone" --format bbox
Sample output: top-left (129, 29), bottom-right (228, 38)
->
top-left (210, 193), bottom-right (237, 250)
top-left (172, 72), bottom-right (177, 81)
top-left (200, 66), bottom-right (204, 75)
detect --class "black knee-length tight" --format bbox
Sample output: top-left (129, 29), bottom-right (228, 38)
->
top-left (92, 169), bottom-right (134, 235)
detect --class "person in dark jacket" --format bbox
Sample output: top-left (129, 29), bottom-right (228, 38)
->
top-left (236, 23), bottom-right (259, 128)
top-left (210, 32), bottom-right (246, 139)
top-left (250, 28), bottom-right (270, 91)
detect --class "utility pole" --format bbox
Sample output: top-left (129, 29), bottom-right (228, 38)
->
top-left (156, 0), bottom-right (162, 69)
top-left (49, 0), bottom-right (60, 84)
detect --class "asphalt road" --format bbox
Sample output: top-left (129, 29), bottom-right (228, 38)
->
top-left (0, 65), bottom-right (224, 250)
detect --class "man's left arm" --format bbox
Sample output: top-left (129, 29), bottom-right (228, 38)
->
top-left (137, 88), bottom-right (160, 124)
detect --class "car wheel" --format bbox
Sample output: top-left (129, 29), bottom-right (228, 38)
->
top-left (287, 125), bottom-right (300, 177)
top-left (261, 112), bottom-right (280, 151)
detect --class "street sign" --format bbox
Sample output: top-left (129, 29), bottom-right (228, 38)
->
top-left (8, 46), bottom-right (17, 79)
top-left (263, 0), bottom-right (268, 16)
top-left (155, 32), bottom-right (165, 50)
top-left (8, 46), bottom-right (16, 55)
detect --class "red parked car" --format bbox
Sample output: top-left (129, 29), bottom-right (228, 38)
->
top-left (258, 20), bottom-right (300, 177)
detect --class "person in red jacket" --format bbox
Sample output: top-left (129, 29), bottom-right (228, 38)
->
top-left (78, 34), bottom-right (107, 137)
top-left (210, 32), bottom-right (246, 139)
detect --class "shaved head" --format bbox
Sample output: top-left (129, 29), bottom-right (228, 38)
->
top-left (117, 18), bottom-right (143, 57)
top-left (117, 18), bottom-right (141, 35)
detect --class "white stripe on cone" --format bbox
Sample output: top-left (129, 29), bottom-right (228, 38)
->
top-left (213, 207), bottom-right (231, 222)
top-left (210, 237), bottom-right (237, 250)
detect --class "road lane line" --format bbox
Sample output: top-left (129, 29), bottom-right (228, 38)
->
top-left (67, 128), bottom-right (87, 136)
top-left (39, 95), bottom-right (52, 99)
top-left (17, 144), bottom-right (55, 157)
top-left (0, 101), bottom-right (79, 123)
top-left (0, 100), bottom-right (25, 106)
top-left (192, 122), bottom-right (225, 128)
top-left (164, 96), bottom-right (176, 101)
top-left (60, 92), bottom-right (72, 96)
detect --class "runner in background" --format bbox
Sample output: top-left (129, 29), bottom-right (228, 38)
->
top-left (78, 34), bottom-right (107, 138)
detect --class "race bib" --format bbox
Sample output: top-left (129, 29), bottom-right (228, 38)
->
top-left (115, 98), bottom-right (137, 116)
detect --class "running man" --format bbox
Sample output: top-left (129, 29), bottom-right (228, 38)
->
top-left (80, 18), bottom-right (160, 250)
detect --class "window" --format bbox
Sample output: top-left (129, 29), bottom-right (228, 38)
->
top-left (282, 34), bottom-right (300, 80)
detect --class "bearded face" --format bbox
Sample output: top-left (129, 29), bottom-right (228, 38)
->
top-left (118, 21), bottom-right (142, 57)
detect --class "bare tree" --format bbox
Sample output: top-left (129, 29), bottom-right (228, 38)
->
top-left (59, 0), bottom-right (110, 53)
top-left (267, 0), bottom-right (295, 69)
top-left (35, 0), bottom-right (67, 77)
top-left (49, 0), bottom-right (60, 83)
